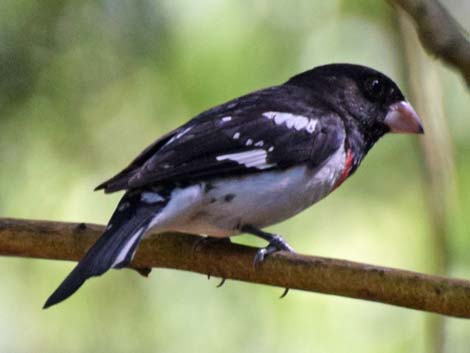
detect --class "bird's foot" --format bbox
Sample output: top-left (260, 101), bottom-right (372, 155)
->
top-left (193, 237), bottom-right (231, 287)
top-left (253, 235), bottom-right (295, 268)
top-left (192, 236), bottom-right (232, 255)
top-left (279, 288), bottom-right (290, 299)
top-left (206, 274), bottom-right (226, 287)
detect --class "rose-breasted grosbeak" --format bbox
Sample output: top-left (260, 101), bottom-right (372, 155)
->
top-left (44, 63), bottom-right (423, 308)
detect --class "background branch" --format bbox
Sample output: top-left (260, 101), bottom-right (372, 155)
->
top-left (1, 217), bottom-right (470, 318)
top-left (397, 7), bottom-right (459, 351)
top-left (387, 0), bottom-right (470, 87)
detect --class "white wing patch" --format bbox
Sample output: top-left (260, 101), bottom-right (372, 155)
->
top-left (216, 149), bottom-right (275, 170)
top-left (165, 126), bottom-right (193, 147)
top-left (262, 111), bottom-right (317, 134)
top-left (141, 192), bottom-right (165, 203)
top-left (306, 119), bottom-right (318, 133)
top-left (262, 112), bottom-right (277, 120)
top-left (294, 116), bottom-right (309, 130)
top-left (274, 114), bottom-right (290, 125)
top-left (176, 126), bottom-right (192, 139)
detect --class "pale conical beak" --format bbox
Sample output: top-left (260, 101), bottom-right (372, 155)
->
top-left (384, 101), bottom-right (424, 134)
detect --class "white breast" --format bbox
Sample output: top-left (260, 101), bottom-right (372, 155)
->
top-left (169, 146), bottom-right (347, 237)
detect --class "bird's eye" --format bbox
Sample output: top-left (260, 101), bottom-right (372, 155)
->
top-left (364, 77), bottom-right (386, 100)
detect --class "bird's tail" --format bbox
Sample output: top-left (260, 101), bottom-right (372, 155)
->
top-left (44, 190), bottom-right (167, 309)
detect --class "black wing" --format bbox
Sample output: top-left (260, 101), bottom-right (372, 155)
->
top-left (96, 85), bottom-right (346, 193)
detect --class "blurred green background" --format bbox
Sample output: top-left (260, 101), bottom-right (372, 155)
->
top-left (1, 0), bottom-right (469, 352)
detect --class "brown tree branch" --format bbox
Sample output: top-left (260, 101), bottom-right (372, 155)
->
top-left (1, 218), bottom-right (470, 318)
top-left (387, 0), bottom-right (470, 87)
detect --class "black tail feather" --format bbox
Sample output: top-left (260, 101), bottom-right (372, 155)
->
top-left (43, 259), bottom-right (93, 309)
top-left (43, 224), bottom-right (148, 309)
top-left (44, 191), bottom-right (166, 309)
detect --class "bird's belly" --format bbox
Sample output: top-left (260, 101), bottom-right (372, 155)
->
top-left (175, 148), bottom-right (345, 237)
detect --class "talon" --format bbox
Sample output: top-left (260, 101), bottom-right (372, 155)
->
top-left (216, 278), bottom-right (226, 288)
top-left (270, 235), bottom-right (295, 252)
top-left (192, 236), bottom-right (232, 256)
top-left (207, 273), bottom-right (211, 280)
top-left (279, 288), bottom-right (289, 299)
top-left (253, 248), bottom-right (268, 269)
top-left (253, 235), bottom-right (295, 269)
top-left (192, 237), bottom-right (209, 255)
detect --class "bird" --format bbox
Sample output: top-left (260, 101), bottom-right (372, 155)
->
top-left (44, 63), bottom-right (423, 308)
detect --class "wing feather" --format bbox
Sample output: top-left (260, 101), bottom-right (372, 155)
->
top-left (97, 85), bottom-right (346, 192)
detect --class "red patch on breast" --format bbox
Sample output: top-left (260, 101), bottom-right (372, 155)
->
top-left (334, 148), bottom-right (354, 189)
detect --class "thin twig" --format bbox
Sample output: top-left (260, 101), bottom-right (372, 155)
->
top-left (388, 0), bottom-right (470, 87)
top-left (1, 218), bottom-right (470, 318)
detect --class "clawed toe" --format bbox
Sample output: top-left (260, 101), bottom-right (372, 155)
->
top-left (253, 247), bottom-right (268, 265)
top-left (279, 288), bottom-right (290, 299)
top-left (240, 225), bottom-right (295, 269)
top-left (253, 235), bottom-right (295, 269)
top-left (192, 236), bottom-right (232, 255)
top-left (193, 237), bottom-right (230, 288)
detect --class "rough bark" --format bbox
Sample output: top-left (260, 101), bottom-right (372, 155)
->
top-left (1, 217), bottom-right (470, 318)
